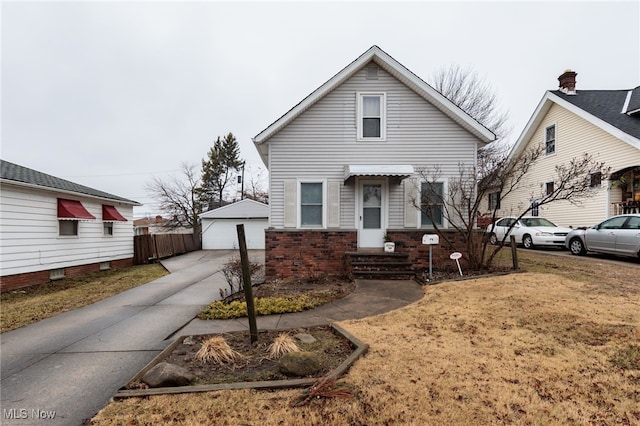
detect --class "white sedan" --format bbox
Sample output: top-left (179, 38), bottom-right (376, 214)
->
top-left (487, 216), bottom-right (572, 249)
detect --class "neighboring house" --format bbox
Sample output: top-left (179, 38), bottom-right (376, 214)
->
top-left (200, 199), bottom-right (269, 250)
top-left (133, 215), bottom-right (192, 236)
top-left (498, 71), bottom-right (640, 228)
top-left (0, 160), bottom-right (139, 291)
top-left (252, 46), bottom-right (495, 279)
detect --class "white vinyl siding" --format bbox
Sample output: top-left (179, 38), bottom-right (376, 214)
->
top-left (500, 103), bottom-right (640, 228)
top-left (0, 185), bottom-right (134, 277)
top-left (267, 64), bottom-right (478, 230)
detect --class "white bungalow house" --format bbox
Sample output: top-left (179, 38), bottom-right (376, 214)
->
top-left (252, 46), bottom-right (495, 280)
top-left (498, 71), bottom-right (640, 228)
top-left (0, 160), bottom-right (139, 291)
top-left (200, 199), bottom-right (269, 250)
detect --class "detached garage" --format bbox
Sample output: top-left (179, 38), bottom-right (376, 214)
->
top-left (201, 199), bottom-right (269, 250)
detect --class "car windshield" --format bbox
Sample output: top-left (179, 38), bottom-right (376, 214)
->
top-left (521, 218), bottom-right (557, 227)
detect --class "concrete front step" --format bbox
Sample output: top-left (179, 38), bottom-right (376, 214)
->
top-left (346, 251), bottom-right (415, 280)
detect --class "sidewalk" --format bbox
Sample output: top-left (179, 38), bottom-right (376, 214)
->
top-left (0, 250), bottom-right (422, 426)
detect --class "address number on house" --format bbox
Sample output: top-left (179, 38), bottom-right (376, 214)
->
top-left (422, 234), bottom-right (439, 245)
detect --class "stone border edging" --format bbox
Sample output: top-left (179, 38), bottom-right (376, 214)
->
top-left (113, 323), bottom-right (368, 399)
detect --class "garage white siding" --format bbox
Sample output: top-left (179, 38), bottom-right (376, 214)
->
top-left (200, 200), bottom-right (269, 250)
top-left (202, 219), bottom-right (267, 249)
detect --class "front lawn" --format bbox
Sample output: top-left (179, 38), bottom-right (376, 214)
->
top-left (1, 264), bottom-right (168, 333)
top-left (90, 252), bottom-right (640, 425)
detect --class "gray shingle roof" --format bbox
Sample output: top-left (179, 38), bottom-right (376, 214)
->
top-left (627, 86), bottom-right (640, 114)
top-left (552, 88), bottom-right (640, 138)
top-left (0, 160), bottom-right (139, 205)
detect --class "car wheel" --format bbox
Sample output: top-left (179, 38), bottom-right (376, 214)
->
top-left (522, 234), bottom-right (534, 249)
top-left (569, 238), bottom-right (587, 255)
top-left (489, 233), bottom-right (497, 245)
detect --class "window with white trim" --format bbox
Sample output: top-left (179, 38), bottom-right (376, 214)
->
top-left (545, 125), bottom-right (556, 155)
top-left (530, 199), bottom-right (541, 216)
top-left (300, 182), bottom-right (324, 227)
top-left (357, 92), bottom-right (386, 140)
top-left (104, 222), bottom-right (114, 236)
top-left (589, 171), bottom-right (602, 188)
top-left (545, 181), bottom-right (554, 196)
top-left (59, 220), bottom-right (78, 236)
top-left (421, 182), bottom-right (444, 227)
top-left (488, 191), bottom-right (501, 210)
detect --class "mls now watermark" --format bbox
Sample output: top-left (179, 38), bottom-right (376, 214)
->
top-left (3, 408), bottom-right (56, 420)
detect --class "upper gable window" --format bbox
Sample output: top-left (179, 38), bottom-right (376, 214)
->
top-left (545, 125), bottom-right (556, 155)
top-left (357, 92), bottom-right (386, 141)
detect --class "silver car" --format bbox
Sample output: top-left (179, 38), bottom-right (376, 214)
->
top-left (565, 214), bottom-right (640, 259)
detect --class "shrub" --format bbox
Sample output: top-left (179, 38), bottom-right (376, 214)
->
top-left (198, 295), bottom-right (324, 320)
top-left (221, 256), bottom-right (263, 297)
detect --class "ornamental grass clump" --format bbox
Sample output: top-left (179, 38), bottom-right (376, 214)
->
top-left (194, 336), bottom-right (245, 364)
top-left (267, 333), bottom-right (301, 360)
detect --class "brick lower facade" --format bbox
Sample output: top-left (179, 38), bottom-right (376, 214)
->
top-left (265, 229), bottom-right (480, 280)
top-left (385, 229), bottom-right (473, 272)
top-left (0, 258), bottom-right (134, 293)
top-left (265, 230), bottom-right (357, 280)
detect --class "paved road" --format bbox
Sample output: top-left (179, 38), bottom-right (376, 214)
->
top-left (519, 247), bottom-right (640, 268)
top-left (0, 250), bottom-right (238, 426)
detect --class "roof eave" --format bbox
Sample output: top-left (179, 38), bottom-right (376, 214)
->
top-left (0, 178), bottom-right (141, 206)
top-left (509, 91), bottom-right (640, 160)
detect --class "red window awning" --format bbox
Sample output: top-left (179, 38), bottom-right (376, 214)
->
top-left (57, 199), bottom-right (96, 220)
top-left (102, 205), bottom-right (127, 222)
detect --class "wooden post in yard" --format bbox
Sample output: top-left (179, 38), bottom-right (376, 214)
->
top-left (510, 235), bottom-right (519, 270)
top-left (237, 224), bottom-right (258, 343)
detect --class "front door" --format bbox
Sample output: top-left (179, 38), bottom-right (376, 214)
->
top-left (358, 180), bottom-right (385, 248)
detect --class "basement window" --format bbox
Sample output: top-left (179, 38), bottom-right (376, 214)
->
top-left (50, 268), bottom-right (65, 280)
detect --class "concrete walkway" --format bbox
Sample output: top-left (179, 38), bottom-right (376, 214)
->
top-left (0, 250), bottom-right (423, 426)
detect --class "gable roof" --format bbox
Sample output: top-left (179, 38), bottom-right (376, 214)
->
top-left (510, 88), bottom-right (640, 158)
top-left (200, 199), bottom-right (269, 219)
top-left (252, 45), bottom-right (495, 164)
top-left (0, 159), bottom-right (140, 205)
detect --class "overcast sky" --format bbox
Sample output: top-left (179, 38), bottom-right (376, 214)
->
top-left (2, 1), bottom-right (638, 217)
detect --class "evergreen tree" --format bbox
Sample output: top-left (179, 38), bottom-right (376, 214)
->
top-left (200, 132), bottom-right (243, 209)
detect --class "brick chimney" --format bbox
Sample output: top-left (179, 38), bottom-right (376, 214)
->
top-left (558, 70), bottom-right (577, 95)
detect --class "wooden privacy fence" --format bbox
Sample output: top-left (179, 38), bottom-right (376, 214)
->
top-left (134, 234), bottom-right (201, 265)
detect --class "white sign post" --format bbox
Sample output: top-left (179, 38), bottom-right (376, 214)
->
top-left (422, 234), bottom-right (439, 281)
top-left (450, 252), bottom-right (463, 276)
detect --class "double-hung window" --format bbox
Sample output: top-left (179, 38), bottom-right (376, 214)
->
top-left (357, 92), bottom-right (386, 140)
top-left (421, 182), bottom-right (444, 227)
top-left (300, 182), bottom-right (324, 227)
top-left (488, 191), bottom-right (501, 210)
top-left (545, 125), bottom-right (556, 155)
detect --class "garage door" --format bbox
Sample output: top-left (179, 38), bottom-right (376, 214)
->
top-left (202, 219), bottom-right (267, 250)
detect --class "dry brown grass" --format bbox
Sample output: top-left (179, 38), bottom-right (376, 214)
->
top-left (90, 253), bottom-right (640, 425)
top-left (194, 336), bottom-right (246, 364)
top-left (1, 264), bottom-right (168, 333)
top-left (267, 333), bottom-right (301, 360)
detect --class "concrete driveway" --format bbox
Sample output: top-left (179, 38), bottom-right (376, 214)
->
top-left (0, 250), bottom-right (239, 426)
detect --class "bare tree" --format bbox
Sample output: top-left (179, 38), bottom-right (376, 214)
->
top-left (410, 145), bottom-right (609, 270)
top-left (430, 64), bottom-right (511, 139)
top-left (146, 162), bottom-right (203, 237)
top-left (241, 165), bottom-right (269, 204)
